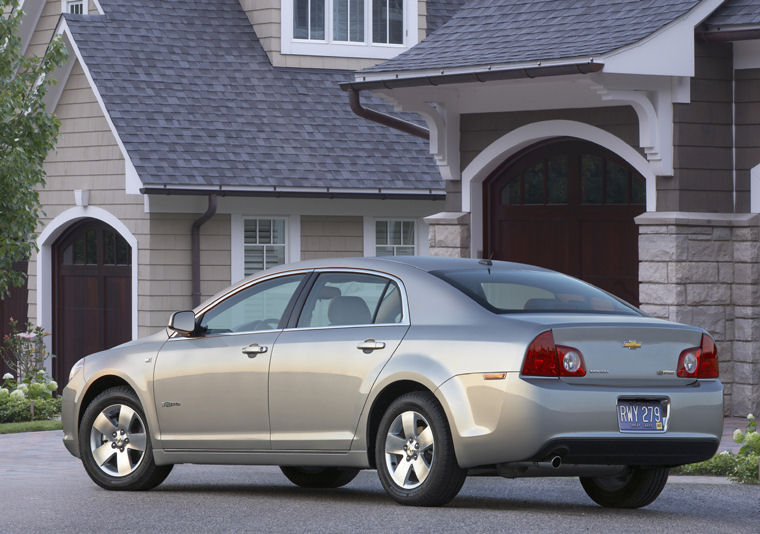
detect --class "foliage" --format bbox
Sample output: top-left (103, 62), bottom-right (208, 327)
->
top-left (0, 368), bottom-right (60, 423)
top-left (1, 317), bottom-right (52, 380)
top-left (673, 414), bottom-right (759, 484)
top-left (0, 419), bottom-right (61, 433)
top-left (0, 0), bottom-right (68, 298)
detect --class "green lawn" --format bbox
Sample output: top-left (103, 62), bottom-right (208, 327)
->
top-left (0, 420), bottom-right (63, 434)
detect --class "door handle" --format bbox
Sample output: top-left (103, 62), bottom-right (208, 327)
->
top-left (356, 339), bottom-right (386, 353)
top-left (242, 344), bottom-right (268, 357)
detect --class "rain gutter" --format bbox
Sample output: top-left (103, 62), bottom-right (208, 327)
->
top-left (191, 194), bottom-right (217, 307)
top-left (699, 27), bottom-right (760, 41)
top-left (140, 187), bottom-right (444, 201)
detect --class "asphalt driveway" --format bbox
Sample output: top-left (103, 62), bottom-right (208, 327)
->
top-left (1, 430), bottom-right (758, 534)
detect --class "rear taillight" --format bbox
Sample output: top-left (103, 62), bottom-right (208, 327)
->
top-left (677, 334), bottom-right (718, 378)
top-left (522, 330), bottom-right (586, 377)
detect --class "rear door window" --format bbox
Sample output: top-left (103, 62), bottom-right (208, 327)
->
top-left (297, 272), bottom-right (403, 328)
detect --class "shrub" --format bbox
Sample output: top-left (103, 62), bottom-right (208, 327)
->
top-left (0, 396), bottom-right (61, 423)
top-left (674, 414), bottom-right (759, 484)
top-left (0, 370), bottom-right (61, 423)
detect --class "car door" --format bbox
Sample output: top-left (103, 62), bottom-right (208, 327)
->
top-left (269, 270), bottom-right (409, 450)
top-left (153, 272), bottom-right (309, 450)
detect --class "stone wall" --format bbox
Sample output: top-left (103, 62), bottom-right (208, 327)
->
top-left (636, 212), bottom-right (760, 416)
top-left (424, 212), bottom-right (470, 258)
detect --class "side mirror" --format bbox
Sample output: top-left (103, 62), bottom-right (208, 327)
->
top-left (168, 310), bottom-right (196, 336)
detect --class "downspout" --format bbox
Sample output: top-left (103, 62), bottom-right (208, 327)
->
top-left (346, 86), bottom-right (429, 140)
top-left (191, 194), bottom-right (217, 307)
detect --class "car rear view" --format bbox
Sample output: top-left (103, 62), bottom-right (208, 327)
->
top-left (430, 262), bottom-right (723, 507)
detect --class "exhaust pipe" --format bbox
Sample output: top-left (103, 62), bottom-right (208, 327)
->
top-left (497, 458), bottom-right (628, 479)
top-left (539, 456), bottom-right (562, 469)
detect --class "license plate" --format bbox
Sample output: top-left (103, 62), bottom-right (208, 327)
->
top-left (617, 400), bottom-right (665, 432)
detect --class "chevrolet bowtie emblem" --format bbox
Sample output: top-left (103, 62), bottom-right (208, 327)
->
top-left (623, 340), bottom-right (642, 350)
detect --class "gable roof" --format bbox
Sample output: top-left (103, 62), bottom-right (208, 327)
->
top-left (62, 0), bottom-right (443, 196)
top-left (705, 0), bottom-right (760, 26)
top-left (360, 0), bottom-right (700, 75)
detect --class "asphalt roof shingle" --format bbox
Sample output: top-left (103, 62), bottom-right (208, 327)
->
top-left (705, 0), bottom-right (760, 27)
top-left (64, 0), bottom-right (443, 192)
top-left (361, 0), bottom-right (700, 75)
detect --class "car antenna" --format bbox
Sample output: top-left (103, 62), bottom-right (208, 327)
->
top-left (478, 258), bottom-right (492, 274)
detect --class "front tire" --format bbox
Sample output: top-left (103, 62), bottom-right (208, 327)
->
top-left (79, 386), bottom-right (172, 491)
top-left (580, 466), bottom-right (669, 508)
top-left (375, 391), bottom-right (466, 506)
top-left (280, 466), bottom-right (359, 488)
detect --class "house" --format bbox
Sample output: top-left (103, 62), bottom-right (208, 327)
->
top-left (10, 0), bottom-right (467, 384)
top-left (346, 0), bottom-right (760, 416)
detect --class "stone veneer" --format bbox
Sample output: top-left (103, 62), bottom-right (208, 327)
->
top-left (636, 212), bottom-right (760, 416)
top-left (424, 212), bottom-right (471, 258)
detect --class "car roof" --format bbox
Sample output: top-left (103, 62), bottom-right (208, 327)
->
top-left (260, 255), bottom-right (550, 274)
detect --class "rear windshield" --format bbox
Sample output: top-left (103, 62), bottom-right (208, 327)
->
top-left (431, 269), bottom-right (641, 315)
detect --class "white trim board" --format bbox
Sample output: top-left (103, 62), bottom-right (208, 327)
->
top-left (36, 206), bottom-right (140, 358)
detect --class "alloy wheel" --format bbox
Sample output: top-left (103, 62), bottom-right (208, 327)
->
top-left (89, 403), bottom-right (147, 477)
top-left (384, 410), bottom-right (435, 489)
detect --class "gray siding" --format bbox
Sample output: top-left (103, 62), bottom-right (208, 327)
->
top-left (300, 216), bottom-right (363, 259)
top-left (460, 106), bottom-right (640, 172)
top-left (667, 40), bottom-right (734, 212)
top-left (735, 68), bottom-right (760, 213)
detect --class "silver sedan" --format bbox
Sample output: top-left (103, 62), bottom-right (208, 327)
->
top-left (62, 257), bottom-right (723, 507)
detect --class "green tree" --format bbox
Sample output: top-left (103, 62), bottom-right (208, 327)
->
top-left (1, 0), bottom-right (67, 298)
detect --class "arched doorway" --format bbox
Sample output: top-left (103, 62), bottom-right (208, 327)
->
top-left (484, 139), bottom-right (646, 305)
top-left (52, 220), bottom-right (132, 383)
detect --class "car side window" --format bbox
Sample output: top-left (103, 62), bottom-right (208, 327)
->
top-left (200, 274), bottom-right (306, 335)
top-left (297, 272), bottom-right (403, 328)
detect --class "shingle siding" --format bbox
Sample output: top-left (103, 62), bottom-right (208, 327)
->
top-left (665, 41), bottom-right (734, 212)
top-left (735, 68), bottom-right (760, 213)
top-left (27, 0), bottom-right (61, 59)
top-left (300, 216), bottom-right (364, 259)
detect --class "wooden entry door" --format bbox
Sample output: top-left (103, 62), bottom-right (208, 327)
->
top-left (53, 220), bottom-right (131, 383)
top-left (484, 140), bottom-right (646, 305)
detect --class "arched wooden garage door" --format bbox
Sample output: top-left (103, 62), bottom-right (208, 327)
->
top-left (484, 139), bottom-right (646, 305)
top-left (52, 220), bottom-right (131, 383)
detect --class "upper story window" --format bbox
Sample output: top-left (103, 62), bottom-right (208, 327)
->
top-left (282, 0), bottom-right (418, 59)
top-left (66, 1), bottom-right (84, 14)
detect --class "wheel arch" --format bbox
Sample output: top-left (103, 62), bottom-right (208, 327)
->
top-left (364, 379), bottom-right (450, 469)
top-left (77, 374), bottom-right (134, 431)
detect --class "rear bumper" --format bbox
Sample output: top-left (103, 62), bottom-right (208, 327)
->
top-left (436, 373), bottom-right (723, 469)
top-left (527, 437), bottom-right (719, 465)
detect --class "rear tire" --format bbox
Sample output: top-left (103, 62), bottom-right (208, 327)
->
top-left (580, 466), bottom-right (669, 508)
top-left (375, 391), bottom-right (466, 506)
top-left (280, 466), bottom-right (359, 488)
top-left (79, 386), bottom-right (172, 491)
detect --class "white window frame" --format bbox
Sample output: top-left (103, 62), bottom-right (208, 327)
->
top-left (230, 214), bottom-right (301, 283)
top-left (63, 0), bottom-right (85, 14)
top-left (363, 217), bottom-right (428, 257)
top-left (281, 0), bottom-right (418, 59)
